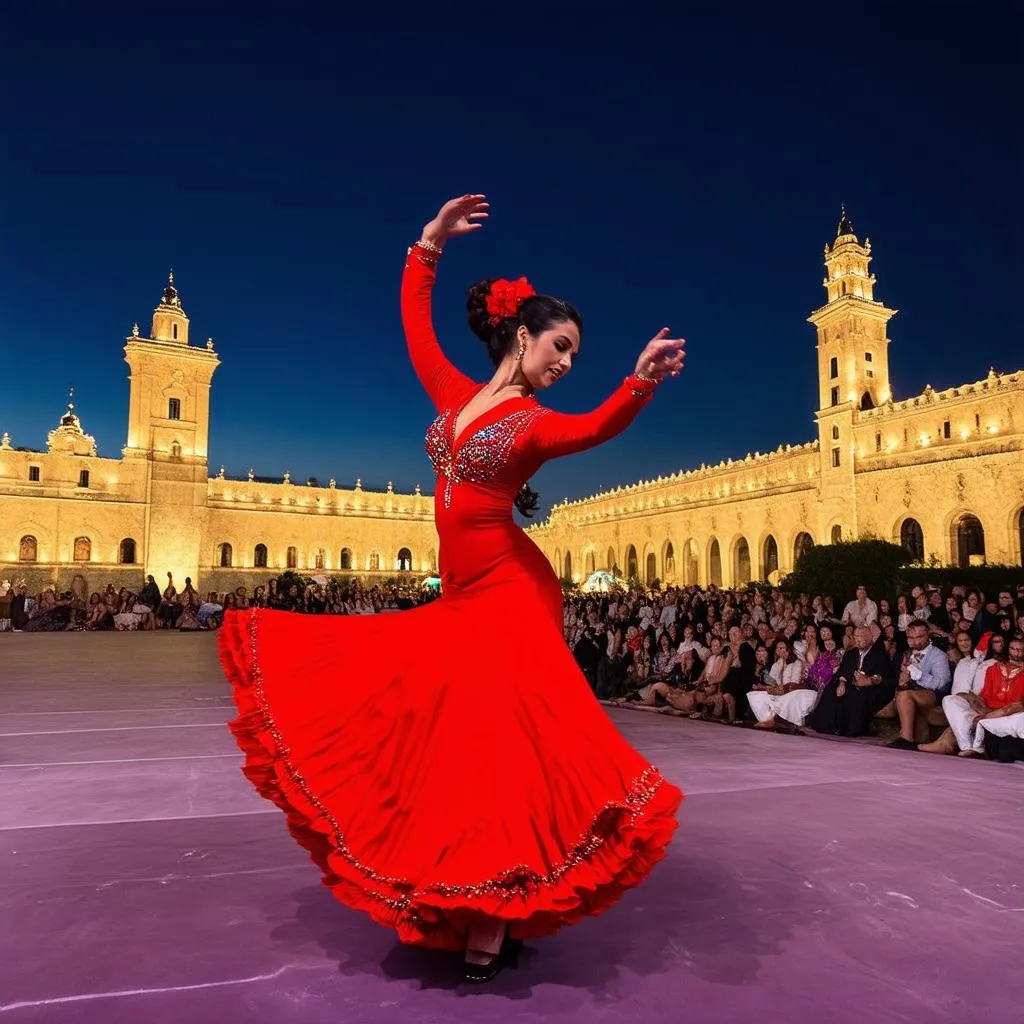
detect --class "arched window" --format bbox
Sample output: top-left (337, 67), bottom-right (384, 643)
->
top-left (340, 547), bottom-right (352, 570)
top-left (683, 539), bottom-right (699, 585)
top-left (19, 535), bottom-right (37, 562)
top-left (564, 551), bottom-right (573, 581)
top-left (762, 535), bottom-right (779, 578)
top-left (254, 543), bottom-right (268, 568)
top-left (794, 531), bottom-right (814, 566)
top-left (829, 356), bottom-right (838, 379)
top-left (708, 538), bottom-right (722, 587)
top-left (664, 542), bottom-right (675, 578)
top-left (119, 538), bottom-right (137, 564)
top-left (954, 514), bottom-right (985, 568)
top-left (170, 440), bottom-right (182, 459)
top-left (585, 550), bottom-right (596, 576)
top-left (168, 398), bottom-right (181, 420)
top-left (427, 549), bottom-right (437, 572)
top-left (73, 536), bottom-right (91, 562)
top-left (900, 518), bottom-right (924, 563)
top-left (397, 547), bottom-right (412, 571)
top-left (645, 551), bottom-right (657, 585)
top-left (369, 552), bottom-right (381, 571)
top-left (830, 524), bottom-right (843, 544)
top-left (217, 542), bottom-right (232, 568)
top-left (286, 546), bottom-right (298, 569)
top-left (625, 544), bottom-right (638, 580)
top-left (314, 548), bottom-right (325, 570)
top-left (734, 537), bottom-right (751, 585)
top-left (606, 546), bottom-right (616, 571)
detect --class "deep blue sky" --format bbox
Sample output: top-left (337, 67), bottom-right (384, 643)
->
top-left (2, 3), bottom-right (1019, 518)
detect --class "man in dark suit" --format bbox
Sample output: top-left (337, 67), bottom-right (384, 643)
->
top-left (810, 626), bottom-right (895, 736)
top-left (10, 585), bottom-right (29, 631)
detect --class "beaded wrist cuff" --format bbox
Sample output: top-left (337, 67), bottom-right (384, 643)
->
top-left (407, 240), bottom-right (443, 267)
top-left (625, 372), bottom-right (659, 398)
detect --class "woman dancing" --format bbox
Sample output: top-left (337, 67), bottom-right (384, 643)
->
top-left (219, 194), bottom-right (685, 983)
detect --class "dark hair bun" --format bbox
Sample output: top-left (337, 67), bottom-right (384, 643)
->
top-left (466, 278), bottom-right (497, 344)
top-left (465, 277), bottom-right (583, 369)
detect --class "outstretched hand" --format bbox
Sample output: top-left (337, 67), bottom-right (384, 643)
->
top-left (635, 328), bottom-right (686, 381)
top-left (421, 194), bottom-right (489, 248)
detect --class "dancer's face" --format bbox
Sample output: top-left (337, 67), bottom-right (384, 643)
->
top-left (518, 320), bottom-right (580, 390)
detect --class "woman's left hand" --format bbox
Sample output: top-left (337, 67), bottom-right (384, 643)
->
top-left (635, 328), bottom-right (686, 380)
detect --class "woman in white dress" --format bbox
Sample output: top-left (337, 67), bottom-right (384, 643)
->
top-left (747, 638), bottom-right (815, 729)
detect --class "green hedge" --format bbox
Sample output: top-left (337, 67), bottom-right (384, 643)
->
top-left (781, 540), bottom-right (1024, 604)
top-left (780, 539), bottom-right (909, 605)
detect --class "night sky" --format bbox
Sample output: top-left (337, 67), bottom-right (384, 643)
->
top-left (2, 4), bottom-right (1018, 518)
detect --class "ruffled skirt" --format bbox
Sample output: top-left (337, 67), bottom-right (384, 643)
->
top-left (219, 604), bottom-right (682, 950)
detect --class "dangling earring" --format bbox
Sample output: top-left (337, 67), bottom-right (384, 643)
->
top-left (516, 342), bottom-right (526, 361)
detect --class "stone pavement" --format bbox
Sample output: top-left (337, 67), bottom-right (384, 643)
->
top-left (2, 632), bottom-right (1022, 1023)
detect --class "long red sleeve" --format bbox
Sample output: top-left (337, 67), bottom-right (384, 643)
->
top-left (530, 375), bottom-right (657, 460)
top-left (400, 248), bottom-right (476, 412)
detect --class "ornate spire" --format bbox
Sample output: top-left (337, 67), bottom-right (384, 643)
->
top-left (60, 387), bottom-right (78, 427)
top-left (161, 269), bottom-right (181, 308)
top-left (49, 387), bottom-right (96, 455)
top-left (836, 203), bottom-right (855, 239)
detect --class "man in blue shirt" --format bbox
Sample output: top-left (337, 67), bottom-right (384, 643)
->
top-left (880, 618), bottom-right (952, 750)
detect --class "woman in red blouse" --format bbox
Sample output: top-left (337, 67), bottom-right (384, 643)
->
top-left (219, 195), bottom-right (685, 983)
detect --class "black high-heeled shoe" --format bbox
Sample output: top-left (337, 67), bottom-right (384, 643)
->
top-left (462, 936), bottom-right (523, 984)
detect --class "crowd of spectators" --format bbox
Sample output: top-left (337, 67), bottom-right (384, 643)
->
top-left (564, 580), bottom-right (1024, 762)
top-left (5, 567), bottom-right (1024, 762)
top-left (0, 571), bottom-right (437, 633)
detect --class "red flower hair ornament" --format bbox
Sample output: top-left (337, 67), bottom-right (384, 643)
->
top-left (486, 277), bottom-right (536, 326)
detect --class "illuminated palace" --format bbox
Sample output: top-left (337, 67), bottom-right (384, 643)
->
top-left (0, 275), bottom-right (438, 594)
top-left (2, 213), bottom-right (1022, 596)
top-left (527, 211), bottom-right (1024, 586)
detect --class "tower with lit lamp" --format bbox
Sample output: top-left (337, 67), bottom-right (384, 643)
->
top-left (123, 272), bottom-right (220, 582)
top-left (808, 208), bottom-right (898, 540)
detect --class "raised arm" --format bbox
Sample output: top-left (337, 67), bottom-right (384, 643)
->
top-left (529, 374), bottom-right (657, 459)
top-left (400, 195), bottom-right (492, 412)
top-left (400, 245), bottom-right (475, 411)
top-left (530, 325), bottom-right (686, 459)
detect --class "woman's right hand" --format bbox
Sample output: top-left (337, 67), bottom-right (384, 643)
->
top-left (421, 194), bottom-right (489, 248)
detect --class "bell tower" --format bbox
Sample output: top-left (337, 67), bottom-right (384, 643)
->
top-left (808, 207), bottom-right (897, 414)
top-left (809, 208), bottom-right (898, 541)
top-left (123, 272), bottom-right (219, 463)
top-left (123, 272), bottom-right (220, 583)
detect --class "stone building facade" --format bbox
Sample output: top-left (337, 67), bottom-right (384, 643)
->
top-left (0, 275), bottom-right (438, 594)
top-left (527, 211), bottom-right (1024, 586)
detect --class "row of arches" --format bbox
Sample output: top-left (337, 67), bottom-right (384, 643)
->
top-left (214, 543), bottom-right (431, 573)
top-left (18, 536), bottom-right (137, 564)
top-left (558, 532), bottom-right (813, 587)
top-left (898, 513), bottom-right (989, 568)
top-left (554, 508), bottom-right (1023, 587)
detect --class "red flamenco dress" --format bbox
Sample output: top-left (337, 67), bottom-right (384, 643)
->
top-left (218, 244), bottom-right (683, 951)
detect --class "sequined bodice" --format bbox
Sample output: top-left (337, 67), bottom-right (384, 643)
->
top-left (425, 404), bottom-right (550, 509)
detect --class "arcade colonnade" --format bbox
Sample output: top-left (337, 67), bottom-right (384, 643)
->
top-left (543, 507), bottom-right (1021, 589)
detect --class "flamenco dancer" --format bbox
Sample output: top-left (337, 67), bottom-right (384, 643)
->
top-left (219, 194), bottom-right (686, 983)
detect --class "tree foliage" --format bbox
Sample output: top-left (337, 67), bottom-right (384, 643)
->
top-left (780, 539), bottom-right (909, 604)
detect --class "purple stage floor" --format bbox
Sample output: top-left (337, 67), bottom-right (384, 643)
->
top-left (2, 632), bottom-right (1022, 1023)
